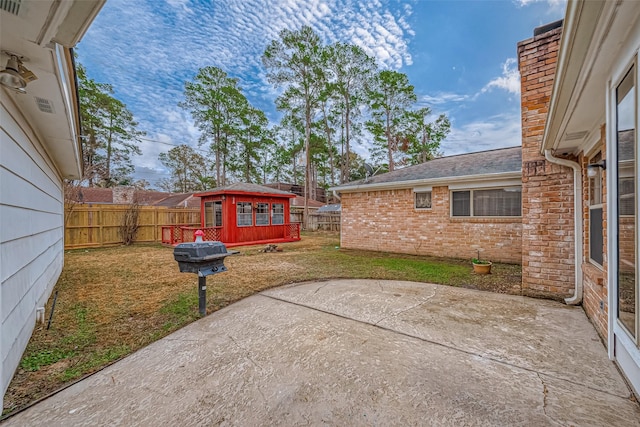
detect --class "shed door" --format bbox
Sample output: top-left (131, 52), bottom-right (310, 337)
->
top-left (214, 201), bottom-right (222, 226)
top-left (204, 201), bottom-right (223, 227)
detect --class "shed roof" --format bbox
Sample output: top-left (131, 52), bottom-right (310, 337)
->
top-left (332, 146), bottom-right (522, 192)
top-left (194, 182), bottom-right (295, 198)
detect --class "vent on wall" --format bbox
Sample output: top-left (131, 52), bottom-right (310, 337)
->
top-left (564, 131), bottom-right (588, 141)
top-left (0, 0), bottom-right (21, 15)
top-left (34, 97), bottom-right (55, 114)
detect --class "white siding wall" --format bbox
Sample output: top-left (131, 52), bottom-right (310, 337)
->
top-left (0, 94), bottom-right (64, 405)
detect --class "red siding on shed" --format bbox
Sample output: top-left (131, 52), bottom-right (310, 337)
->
top-left (198, 191), bottom-right (296, 245)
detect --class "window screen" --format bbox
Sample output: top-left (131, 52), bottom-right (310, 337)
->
top-left (590, 207), bottom-right (604, 266)
top-left (452, 188), bottom-right (521, 217)
top-left (473, 188), bottom-right (521, 217)
top-left (237, 202), bottom-right (252, 226)
top-left (256, 203), bottom-right (269, 225)
top-left (272, 203), bottom-right (284, 225)
top-left (452, 191), bottom-right (470, 216)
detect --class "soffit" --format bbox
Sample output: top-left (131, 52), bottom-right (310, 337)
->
top-left (544, 0), bottom-right (640, 154)
top-left (0, 0), bottom-right (104, 178)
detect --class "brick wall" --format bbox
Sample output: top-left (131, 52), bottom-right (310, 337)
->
top-left (581, 126), bottom-right (608, 340)
top-left (519, 25), bottom-right (576, 299)
top-left (341, 186), bottom-right (522, 263)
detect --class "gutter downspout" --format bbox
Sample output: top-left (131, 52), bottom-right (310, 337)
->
top-left (544, 149), bottom-right (583, 305)
top-left (332, 190), bottom-right (341, 202)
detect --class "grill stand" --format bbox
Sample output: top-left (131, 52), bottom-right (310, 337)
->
top-left (198, 274), bottom-right (207, 317)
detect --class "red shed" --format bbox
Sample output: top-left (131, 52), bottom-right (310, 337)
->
top-left (162, 183), bottom-right (300, 247)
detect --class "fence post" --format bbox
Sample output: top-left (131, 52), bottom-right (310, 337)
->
top-left (98, 206), bottom-right (104, 246)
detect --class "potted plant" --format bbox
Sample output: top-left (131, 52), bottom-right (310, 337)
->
top-left (472, 251), bottom-right (492, 274)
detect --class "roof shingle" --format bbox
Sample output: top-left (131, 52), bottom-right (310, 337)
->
top-left (333, 146), bottom-right (522, 189)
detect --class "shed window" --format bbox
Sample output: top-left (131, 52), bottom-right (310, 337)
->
top-left (415, 191), bottom-right (432, 209)
top-left (204, 201), bottom-right (223, 227)
top-left (452, 187), bottom-right (521, 217)
top-left (256, 203), bottom-right (269, 225)
top-left (237, 202), bottom-right (252, 226)
top-left (272, 203), bottom-right (284, 225)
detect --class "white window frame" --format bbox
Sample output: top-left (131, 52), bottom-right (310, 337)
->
top-left (414, 190), bottom-right (432, 210)
top-left (609, 55), bottom-right (639, 347)
top-left (450, 186), bottom-right (522, 218)
top-left (237, 202), bottom-right (253, 227)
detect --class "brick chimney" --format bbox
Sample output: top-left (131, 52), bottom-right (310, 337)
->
top-left (518, 20), bottom-right (576, 299)
top-left (113, 186), bottom-right (136, 204)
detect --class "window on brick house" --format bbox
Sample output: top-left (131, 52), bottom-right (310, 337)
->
top-left (415, 191), bottom-right (432, 209)
top-left (589, 153), bottom-right (604, 267)
top-left (451, 187), bottom-right (521, 217)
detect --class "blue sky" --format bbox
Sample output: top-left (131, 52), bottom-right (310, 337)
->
top-left (77, 0), bottom-right (566, 186)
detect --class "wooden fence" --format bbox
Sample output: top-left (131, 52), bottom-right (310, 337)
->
top-left (64, 204), bottom-right (200, 249)
top-left (308, 212), bottom-right (341, 232)
top-left (290, 208), bottom-right (341, 231)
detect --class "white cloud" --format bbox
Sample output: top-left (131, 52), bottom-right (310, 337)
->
top-left (481, 58), bottom-right (520, 95)
top-left (441, 113), bottom-right (522, 156)
top-left (165, 0), bottom-right (193, 15)
top-left (420, 92), bottom-right (470, 106)
top-left (514, 0), bottom-right (566, 15)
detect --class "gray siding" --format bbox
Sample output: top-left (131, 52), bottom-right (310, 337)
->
top-left (0, 97), bottom-right (64, 401)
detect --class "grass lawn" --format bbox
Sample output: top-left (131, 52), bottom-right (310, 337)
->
top-left (2, 232), bottom-right (521, 415)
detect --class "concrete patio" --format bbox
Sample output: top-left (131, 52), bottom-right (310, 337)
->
top-left (4, 279), bottom-right (639, 426)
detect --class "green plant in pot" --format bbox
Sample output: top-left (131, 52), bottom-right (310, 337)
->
top-left (472, 251), bottom-right (492, 274)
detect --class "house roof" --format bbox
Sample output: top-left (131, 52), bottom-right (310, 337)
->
top-left (76, 187), bottom-right (113, 203)
top-left (153, 194), bottom-right (200, 208)
top-left (318, 204), bottom-right (341, 213)
top-left (72, 187), bottom-right (201, 207)
top-left (194, 183), bottom-right (295, 198)
top-left (134, 191), bottom-right (174, 204)
top-left (332, 146), bottom-right (522, 193)
top-left (291, 196), bottom-right (324, 208)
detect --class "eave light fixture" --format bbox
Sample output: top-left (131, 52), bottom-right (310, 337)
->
top-left (0, 51), bottom-right (37, 92)
top-left (587, 160), bottom-right (606, 177)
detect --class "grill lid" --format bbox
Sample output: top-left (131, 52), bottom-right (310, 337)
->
top-left (173, 241), bottom-right (236, 263)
